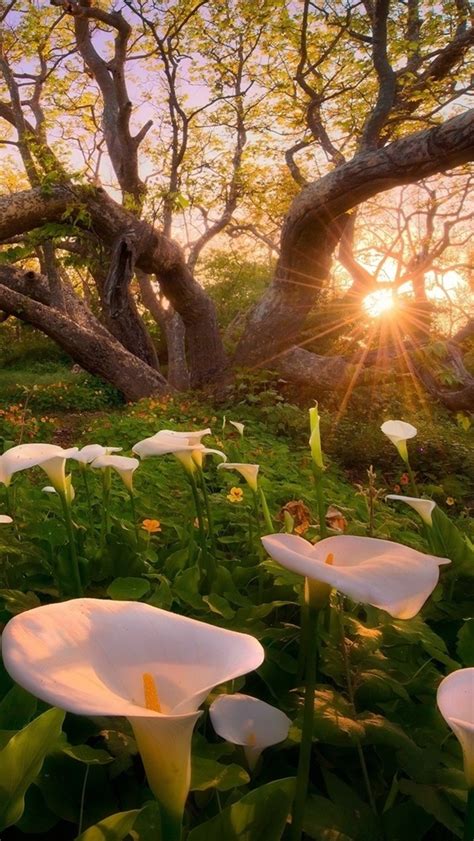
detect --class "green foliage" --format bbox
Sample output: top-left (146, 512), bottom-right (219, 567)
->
top-left (0, 395), bottom-right (471, 840)
top-left (200, 253), bottom-right (272, 333)
top-left (0, 708), bottom-right (65, 830)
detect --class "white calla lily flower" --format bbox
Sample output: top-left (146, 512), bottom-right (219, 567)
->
top-left (91, 454), bottom-right (139, 493)
top-left (437, 669), bottom-right (474, 787)
top-left (381, 420), bottom-right (417, 463)
top-left (2, 599), bottom-right (264, 835)
top-left (0, 514), bottom-right (13, 524)
top-left (159, 428), bottom-right (211, 446)
top-left (210, 693), bottom-right (290, 769)
top-left (386, 495), bottom-right (436, 526)
top-left (133, 431), bottom-right (224, 474)
top-left (218, 463), bottom-right (259, 492)
top-left (69, 445), bottom-right (122, 465)
top-left (229, 421), bottom-right (245, 437)
top-left (0, 444), bottom-right (78, 494)
top-left (261, 533), bottom-right (450, 619)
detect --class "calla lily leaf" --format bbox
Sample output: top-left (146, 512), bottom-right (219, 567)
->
top-left (106, 577), bottom-right (151, 600)
top-left (190, 756), bottom-right (250, 791)
top-left (75, 809), bottom-right (141, 841)
top-left (187, 777), bottom-right (295, 841)
top-left (0, 707), bottom-right (65, 830)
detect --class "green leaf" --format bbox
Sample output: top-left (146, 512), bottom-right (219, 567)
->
top-left (107, 577), bottom-right (150, 600)
top-left (202, 593), bottom-right (235, 619)
top-left (0, 590), bottom-right (41, 615)
top-left (191, 756), bottom-right (249, 791)
top-left (0, 684), bottom-right (37, 729)
top-left (62, 744), bottom-right (114, 765)
top-left (398, 780), bottom-right (463, 837)
top-left (187, 777), bottom-right (295, 841)
top-left (457, 619), bottom-right (474, 666)
top-left (0, 707), bottom-right (65, 830)
top-left (75, 809), bottom-right (140, 841)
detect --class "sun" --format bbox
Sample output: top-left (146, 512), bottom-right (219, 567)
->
top-left (363, 288), bottom-right (395, 318)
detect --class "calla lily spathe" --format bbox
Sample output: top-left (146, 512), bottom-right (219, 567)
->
top-left (437, 669), bottom-right (474, 787)
top-left (210, 693), bottom-right (290, 769)
top-left (69, 445), bottom-right (122, 465)
top-left (133, 431), bottom-right (225, 474)
top-left (229, 421), bottom-right (245, 437)
top-left (218, 463), bottom-right (259, 492)
top-left (381, 420), bottom-right (417, 463)
top-left (386, 495), bottom-right (436, 526)
top-left (91, 454), bottom-right (139, 493)
top-left (0, 444), bottom-right (78, 495)
top-left (0, 514), bottom-right (13, 524)
top-left (1, 599), bottom-right (264, 831)
top-left (42, 484), bottom-right (76, 503)
top-left (261, 533), bottom-right (450, 619)
top-left (309, 405), bottom-right (323, 470)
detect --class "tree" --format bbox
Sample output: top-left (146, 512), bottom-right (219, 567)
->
top-left (0, 0), bottom-right (473, 407)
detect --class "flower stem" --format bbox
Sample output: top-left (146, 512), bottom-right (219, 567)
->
top-left (99, 467), bottom-right (111, 556)
top-left (189, 473), bottom-right (216, 586)
top-left (312, 465), bottom-right (328, 539)
top-left (80, 466), bottom-right (94, 529)
top-left (406, 459), bottom-right (419, 497)
top-left (337, 600), bottom-right (377, 814)
top-left (251, 490), bottom-right (265, 601)
top-left (465, 788), bottom-right (474, 841)
top-left (59, 492), bottom-right (82, 597)
top-left (290, 603), bottom-right (320, 841)
top-left (258, 486), bottom-right (273, 534)
top-left (159, 806), bottom-right (183, 841)
top-left (129, 491), bottom-right (139, 542)
top-left (198, 469), bottom-right (216, 553)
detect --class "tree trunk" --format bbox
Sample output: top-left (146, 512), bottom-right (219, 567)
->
top-left (235, 109), bottom-right (474, 366)
top-left (137, 270), bottom-right (190, 391)
top-left (0, 267), bottom-right (168, 401)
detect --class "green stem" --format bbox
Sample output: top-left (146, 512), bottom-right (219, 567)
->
top-left (198, 469), bottom-right (216, 552)
top-left (464, 788), bottom-right (474, 841)
top-left (59, 492), bottom-right (82, 597)
top-left (80, 466), bottom-right (94, 529)
top-left (290, 604), bottom-right (319, 841)
top-left (129, 491), bottom-right (139, 542)
top-left (159, 805), bottom-right (183, 841)
top-left (258, 486), bottom-right (274, 534)
top-left (99, 468), bottom-right (111, 556)
top-left (312, 465), bottom-right (328, 539)
top-left (406, 459), bottom-right (419, 497)
top-left (337, 601), bottom-right (377, 814)
top-left (189, 473), bottom-right (216, 586)
top-left (252, 490), bottom-right (265, 601)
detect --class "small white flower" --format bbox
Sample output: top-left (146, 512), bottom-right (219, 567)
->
top-left (218, 463), bottom-right (259, 492)
top-left (0, 514), bottom-right (13, 524)
top-left (385, 495), bottom-right (436, 526)
top-left (437, 669), bottom-right (474, 787)
top-left (91, 454), bottom-right (139, 493)
top-left (210, 693), bottom-right (290, 769)
top-left (381, 420), bottom-right (417, 463)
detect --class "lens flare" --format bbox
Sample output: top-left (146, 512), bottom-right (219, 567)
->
top-left (363, 289), bottom-right (395, 318)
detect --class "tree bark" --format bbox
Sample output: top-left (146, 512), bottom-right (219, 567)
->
top-left (0, 266), bottom-right (168, 401)
top-left (235, 108), bottom-right (474, 366)
top-left (0, 185), bottom-right (226, 387)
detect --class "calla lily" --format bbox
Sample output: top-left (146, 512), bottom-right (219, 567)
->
top-left (91, 454), bottom-right (139, 493)
top-left (69, 445), bottom-right (122, 465)
top-left (210, 693), bottom-right (290, 769)
top-left (191, 448), bottom-right (227, 470)
top-left (133, 432), bottom-right (224, 474)
top-left (2, 598), bottom-right (264, 838)
top-left (437, 669), bottom-right (474, 787)
top-left (229, 421), bottom-right (245, 437)
top-left (0, 443), bottom-right (78, 495)
top-left (309, 405), bottom-right (323, 470)
top-left (0, 514), bottom-right (12, 524)
top-left (159, 428), bottom-right (212, 446)
top-left (381, 420), bottom-right (417, 463)
top-left (386, 495), bottom-right (436, 526)
top-left (261, 533), bottom-right (450, 619)
top-left (218, 463), bottom-right (260, 492)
